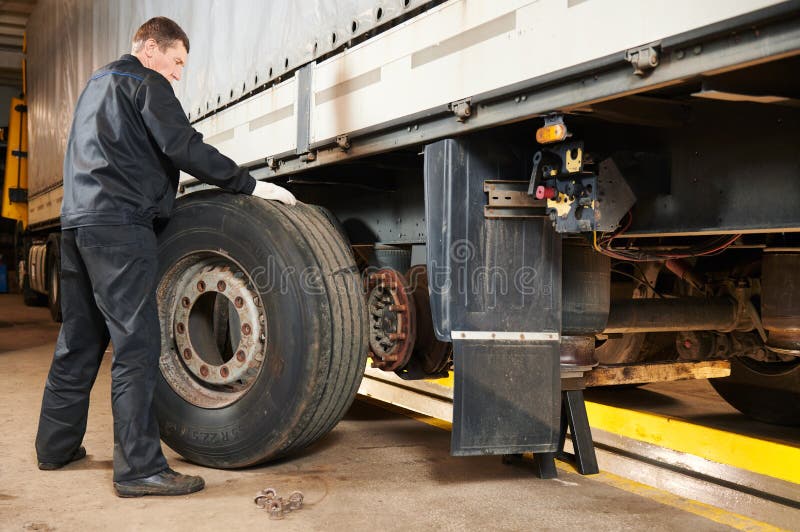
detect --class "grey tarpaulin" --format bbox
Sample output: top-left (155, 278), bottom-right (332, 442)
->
top-left (26, 0), bottom-right (436, 196)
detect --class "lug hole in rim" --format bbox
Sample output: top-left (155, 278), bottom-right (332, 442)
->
top-left (220, 366), bottom-right (229, 378)
top-left (176, 322), bottom-right (186, 334)
top-left (197, 280), bottom-right (206, 292)
top-left (200, 365), bottom-right (209, 377)
top-left (242, 323), bottom-right (252, 336)
top-left (217, 280), bottom-right (227, 292)
top-left (234, 296), bottom-right (244, 308)
top-left (183, 348), bottom-right (192, 360)
top-left (181, 296), bottom-right (191, 308)
top-left (236, 350), bottom-right (246, 362)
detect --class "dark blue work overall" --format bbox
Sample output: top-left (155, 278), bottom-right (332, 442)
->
top-left (35, 54), bottom-right (256, 481)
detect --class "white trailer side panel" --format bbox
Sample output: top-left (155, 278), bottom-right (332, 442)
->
top-left (308, 0), bottom-right (785, 144)
top-left (188, 0), bottom-right (786, 171)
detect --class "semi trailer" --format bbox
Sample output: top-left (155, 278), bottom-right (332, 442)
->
top-left (10, 0), bottom-right (800, 468)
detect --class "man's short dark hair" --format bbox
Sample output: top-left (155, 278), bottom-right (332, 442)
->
top-left (132, 17), bottom-right (190, 54)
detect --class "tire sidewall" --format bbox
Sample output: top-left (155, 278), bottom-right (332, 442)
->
top-left (154, 192), bottom-right (332, 467)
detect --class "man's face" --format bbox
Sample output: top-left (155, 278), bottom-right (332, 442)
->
top-left (141, 39), bottom-right (187, 82)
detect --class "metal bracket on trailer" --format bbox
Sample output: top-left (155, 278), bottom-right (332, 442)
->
top-left (449, 98), bottom-right (472, 122)
top-left (625, 43), bottom-right (660, 76)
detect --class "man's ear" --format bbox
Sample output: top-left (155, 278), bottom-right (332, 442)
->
top-left (143, 38), bottom-right (159, 57)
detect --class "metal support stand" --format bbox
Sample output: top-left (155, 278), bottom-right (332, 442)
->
top-left (502, 388), bottom-right (599, 478)
top-left (557, 389), bottom-right (599, 475)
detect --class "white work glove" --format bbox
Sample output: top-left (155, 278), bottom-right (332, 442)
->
top-left (251, 180), bottom-right (297, 205)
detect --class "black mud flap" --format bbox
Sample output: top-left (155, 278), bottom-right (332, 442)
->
top-left (424, 136), bottom-right (562, 455)
top-left (452, 340), bottom-right (560, 455)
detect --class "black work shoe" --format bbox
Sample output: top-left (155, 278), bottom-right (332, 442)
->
top-left (38, 446), bottom-right (87, 470)
top-left (113, 468), bottom-right (205, 498)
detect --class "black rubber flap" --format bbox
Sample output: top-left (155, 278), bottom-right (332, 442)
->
top-left (452, 339), bottom-right (560, 455)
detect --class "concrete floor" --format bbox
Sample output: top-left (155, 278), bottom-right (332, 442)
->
top-left (0, 294), bottom-right (767, 531)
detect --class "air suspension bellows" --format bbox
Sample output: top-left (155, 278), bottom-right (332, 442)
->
top-left (563, 243), bottom-right (611, 335)
top-left (762, 252), bottom-right (800, 356)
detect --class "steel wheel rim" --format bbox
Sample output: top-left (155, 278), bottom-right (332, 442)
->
top-left (158, 251), bottom-right (267, 409)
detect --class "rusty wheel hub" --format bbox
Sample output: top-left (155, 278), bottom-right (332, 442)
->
top-left (366, 269), bottom-right (416, 371)
top-left (159, 255), bottom-right (266, 408)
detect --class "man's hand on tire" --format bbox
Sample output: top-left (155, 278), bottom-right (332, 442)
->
top-left (252, 181), bottom-right (297, 205)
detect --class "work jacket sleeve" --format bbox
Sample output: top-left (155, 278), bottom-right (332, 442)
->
top-left (135, 74), bottom-right (256, 194)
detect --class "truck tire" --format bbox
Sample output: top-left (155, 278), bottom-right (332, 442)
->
top-left (46, 235), bottom-right (63, 322)
top-left (154, 191), bottom-right (368, 467)
top-left (710, 357), bottom-right (800, 426)
top-left (22, 270), bottom-right (47, 307)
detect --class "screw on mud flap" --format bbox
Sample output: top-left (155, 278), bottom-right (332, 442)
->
top-left (217, 280), bottom-right (227, 292)
top-left (242, 323), bottom-right (252, 336)
top-left (183, 348), bottom-right (192, 360)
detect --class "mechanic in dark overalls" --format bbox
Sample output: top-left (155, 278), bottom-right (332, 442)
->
top-left (34, 17), bottom-right (295, 497)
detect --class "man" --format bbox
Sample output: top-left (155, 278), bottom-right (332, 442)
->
top-left (35, 17), bottom-right (294, 497)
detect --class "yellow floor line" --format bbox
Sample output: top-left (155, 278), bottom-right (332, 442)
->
top-left (377, 401), bottom-right (786, 531)
top-left (583, 401), bottom-right (800, 485)
top-left (558, 464), bottom-right (790, 532)
top-left (425, 372), bottom-right (800, 484)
